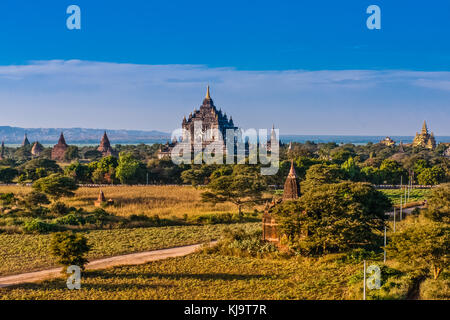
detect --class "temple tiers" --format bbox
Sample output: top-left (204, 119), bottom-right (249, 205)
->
top-left (158, 86), bottom-right (237, 158)
top-left (181, 86), bottom-right (237, 146)
top-left (51, 132), bottom-right (68, 161)
top-left (412, 121), bottom-right (436, 150)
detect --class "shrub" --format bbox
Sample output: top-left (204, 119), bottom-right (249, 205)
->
top-left (32, 174), bottom-right (78, 199)
top-left (54, 213), bottom-right (86, 226)
top-left (204, 227), bottom-right (278, 257)
top-left (23, 218), bottom-right (56, 233)
top-left (50, 202), bottom-right (70, 215)
top-left (50, 231), bottom-right (91, 271)
top-left (387, 221), bottom-right (449, 280)
top-left (129, 214), bottom-right (150, 222)
top-left (23, 191), bottom-right (50, 207)
top-left (0, 193), bottom-right (16, 206)
top-left (339, 248), bottom-right (379, 264)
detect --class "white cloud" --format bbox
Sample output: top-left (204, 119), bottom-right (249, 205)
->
top-left (0, 60), bottom-right (449, 135)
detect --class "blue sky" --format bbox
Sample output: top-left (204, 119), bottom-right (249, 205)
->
top-left (0, 1), bottom-right (449, 135)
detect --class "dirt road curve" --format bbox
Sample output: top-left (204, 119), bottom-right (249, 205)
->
top-left (385, 206), bottom-right (424, 217)
top-left (0, 242), bottom-right (215, 288)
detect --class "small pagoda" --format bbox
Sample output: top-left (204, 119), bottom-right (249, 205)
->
top-left (51, 132), bottom-right (69, 161)
top-left (380, 136), bottom-right (395, 146)
top-left (97, 132), bottom-right (114, 157)
top-left (94, 189), bottom-right (114, 207)
top-left (262, 161), bottom-right (300, 243)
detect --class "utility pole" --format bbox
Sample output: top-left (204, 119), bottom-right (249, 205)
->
top-left (384, 226), bottom-right (387, 263)
top-left (393, 207), bottom-right (396, 233)
top-left (407, 171), bottom-right (411, 202)
top-left (363, 260), bottom-right (366, 300)
top-left (400, 177), bottom-right (403, 221)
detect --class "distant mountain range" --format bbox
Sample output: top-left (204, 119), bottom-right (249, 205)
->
top-left (1, 126), bottom-right (450, 146)
top-left (0, 126), bottom-right (171, 145)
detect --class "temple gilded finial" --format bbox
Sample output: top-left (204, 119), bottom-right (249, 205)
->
top-left (422, 120), bottom-right (428, 134)
top-left (206, 85), bottom-right (211, 99)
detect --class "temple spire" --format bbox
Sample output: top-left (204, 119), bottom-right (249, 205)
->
top-left (58, 132), bottom-right (67, 146)
top-left (422, 120), bottom-right (428, 134)
top-left (22, 133), bottom-right (30, 147)
top-left (288, 160), bottom-right (297, 177)
top-left (206, 85), bottom-right (211, 99)
top-left (283, 160), bottom-right (300, 200)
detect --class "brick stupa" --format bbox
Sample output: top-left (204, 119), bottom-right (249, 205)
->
top-left (94, 189), bottom-right (114, 207)
top-left (51, 132), bottom-right (68, 161)
top-left (97, 131), bottom-right (114, 157)
top-left (262, 160), bottom-right (301, 243)
top-left (282, 160), bottom-right (300, 201)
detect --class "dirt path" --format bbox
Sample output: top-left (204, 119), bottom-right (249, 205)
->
top-left (0, 242), bottom-right (215, 288)
top-left (385, 206), bottom-right (424, 217)
top-left (406, 276), bottom-right (426, 300)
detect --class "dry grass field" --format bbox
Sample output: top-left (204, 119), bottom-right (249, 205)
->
top-left (0, 185), bottom-right (264, 218)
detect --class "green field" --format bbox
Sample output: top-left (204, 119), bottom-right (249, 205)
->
top-left (1, 216), bottom-right (447, 300)
top-left (0, 222), bottom-right (260, 276)
top-left (0, 253), bottom-right (362, 300)
top-left (380, 188), bottom-right (430, 205)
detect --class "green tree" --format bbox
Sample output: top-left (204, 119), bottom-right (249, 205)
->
top-left (0, 167), bottom-right (18, 183)
top-left (387, 222), bottom-right (449, 280)
top-left (361, 166), bottom-right (382, 184)
top-left (274, 182), bottom-right (391, 255)
top-left (413, 159), bottom-right (429, 176)
top-left (23, 191), bottom-right (50, 207)
top-left (64, 162), bottom-right (91, 183)
top-left (201, 165), bottom-right (267, 215)
top-left (379, 159), bottom-right (407, 184)
top-left (300, 164), bottom-right (343, 193)
top-left (20, 158), bottom-right (61, 181)
top-left (116, 152), bottom-right (146, 184)
top-left (50, 231), bottom-right (91, 271)
top-left (64, 146), bottom-right (80, 161)
top-left (32, 174), bottom-right (79, 199)
top-left (88, 156), bottom-right (118, 184)
top-left (341, 157), bottom-right (361, 181)
top-left (425, 183), bottom-right (450, 223)
top-left (331, 148), bottom-right (356, 164)
top-left (182, 165), bottom-right (221, 187)
top-left (417, 166), bottom-right (446, 185)
top-left (83, 149), bottom-right (102, 160)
